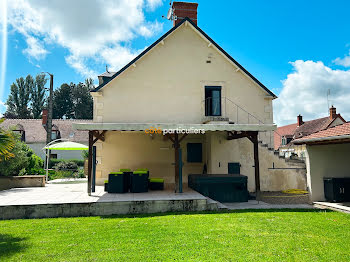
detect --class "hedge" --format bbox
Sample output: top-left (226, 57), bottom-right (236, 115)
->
top-left (48, 159), bottom-right (85, 169)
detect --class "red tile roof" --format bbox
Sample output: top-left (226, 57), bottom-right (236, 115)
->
top-left (0, 119), bottom-right (91, 143)
top-left (274, 115), bottom-right (345, 149)
top-left (294, 122), bottom-right (350, 142)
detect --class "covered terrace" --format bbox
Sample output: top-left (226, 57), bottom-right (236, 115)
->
top-left (73, 122), bottom-right (276, 197)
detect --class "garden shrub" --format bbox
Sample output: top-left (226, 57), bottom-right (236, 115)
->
top-left (0, 139), bottom-right (42, 176)
top-left (54, 161), bottom-right (78, 171)
top-left (48, 167), bottom-right (85, 180)
top-left (49, 159), bottom-right (84, 168)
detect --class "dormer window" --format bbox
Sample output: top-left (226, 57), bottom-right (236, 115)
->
top-left (281, 137), bottom-right (287, 145)
top-left (51, 125), bottom-right (61, 140)
top-left (13, 124), bottom-right (25, 142)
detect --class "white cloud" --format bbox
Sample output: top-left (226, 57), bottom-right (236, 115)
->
top-left (274, 60), bottom-right (350, 126)
top-left (333, 51), bottom-right (350, 67)
top-left (139, 21), bottom-right (163, 38)
top-left (4, 0), bottom-right (164, 78)
top-left (22, 36), bottom-right (48, 60)
top-left (146, 0), bottom-right (163, 11)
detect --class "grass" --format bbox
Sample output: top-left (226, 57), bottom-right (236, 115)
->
top-left (0, 209), bottom-right (350, 261)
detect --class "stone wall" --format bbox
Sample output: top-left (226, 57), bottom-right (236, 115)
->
top-left (0, 176), bottom-right (45, 191)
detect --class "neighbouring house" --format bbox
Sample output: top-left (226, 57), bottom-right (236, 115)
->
top-left (74, 2), bottom-right (307, 195)
top-left (274, 106), bottom-right (346, 159)
top-left (293, 122), bottom-right (350, 202)
top-left (0, 113), bottom-right (91, 160)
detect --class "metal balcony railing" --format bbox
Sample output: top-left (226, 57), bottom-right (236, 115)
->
top-left (202, 97), bottom-right (276, 147)
top-left (202, 97), bottom-right (264, 124)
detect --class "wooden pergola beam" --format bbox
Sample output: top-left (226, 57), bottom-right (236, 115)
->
top-left (93, 130), bottom-right (106, 144)
top-left (88, 130), bottom-right (107, 195)
top-left (167, 132), bottom-right (187, 193)
top-left (87, 131), bottom-right (93, 195)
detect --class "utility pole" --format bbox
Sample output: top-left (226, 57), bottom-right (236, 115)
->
top-left (46, 73), bottom-right (53, 144)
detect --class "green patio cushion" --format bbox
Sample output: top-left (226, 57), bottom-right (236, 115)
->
top-left (104, 180), bottom-right (108, 184)
top-left (149, 178), bottom-right (164, 183)
top-left (120, 168), bottom-right (131, 172)
top-left (110, 172), bottom-right (123, 175)
top-left (136, 168), bottom-right (149, 172)
top-left (133, 170), bottom-right (148, 175)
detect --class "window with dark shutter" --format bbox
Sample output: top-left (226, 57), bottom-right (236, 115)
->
top-left (187, 143), bottom-right (202, 163)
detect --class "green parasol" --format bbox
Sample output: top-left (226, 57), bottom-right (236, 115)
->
top-left (44, 141), bottom-right (88, 151)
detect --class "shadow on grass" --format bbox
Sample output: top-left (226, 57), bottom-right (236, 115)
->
top-left (99, 208), bottom-right (332, 219)
top-left (0, 234), bottom-right (27, 259)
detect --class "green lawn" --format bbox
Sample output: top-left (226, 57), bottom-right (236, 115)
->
top-left (0, 210), bottom-right (349, 261)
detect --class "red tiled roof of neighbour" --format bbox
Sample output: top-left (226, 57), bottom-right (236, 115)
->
top-left (274, 123), bottom-right (298, 150)
top-left (0, 119), bottom-right (91, 143)
top-left (274, 115), bottom-right (345, 150)
top-left (294, 122), bottom-right (350, 143)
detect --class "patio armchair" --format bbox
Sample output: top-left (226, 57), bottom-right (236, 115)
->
top-left (130, 170), bottom-right (149, 193)
top-left (108, 172), bottom-right (129, 193)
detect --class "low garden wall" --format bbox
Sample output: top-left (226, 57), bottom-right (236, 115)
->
top-left (0, 175), bottom-right (45, 191)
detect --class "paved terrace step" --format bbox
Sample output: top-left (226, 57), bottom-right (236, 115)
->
top-left (0, 184), bottom-right (216, 220)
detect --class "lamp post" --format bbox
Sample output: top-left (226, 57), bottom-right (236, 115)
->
top-left (41, 72), bottom-right (53, 181)
top-left (43, 72), bottom-right (54, 144)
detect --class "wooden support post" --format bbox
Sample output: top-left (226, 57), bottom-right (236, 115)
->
top-left (87, 130), bottom-right (93, 195)
top-left (252, 132), bottom-right (261, 200)
top-left (174, 132), bottom-right (180, 193)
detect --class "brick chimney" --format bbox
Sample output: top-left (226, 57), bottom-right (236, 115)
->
top-left (42, 108), bottom-right (48, 126)
top-left (172, 2), bottom-right (198, 26)
top-left (297, 114), bottom-right (303, 126)
top-left (329, 105), bottom-right (337, 120)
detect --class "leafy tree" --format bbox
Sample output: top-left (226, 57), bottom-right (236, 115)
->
top-left (52, 83), bottom-right (74, 119)
top-left (52, 79), bottom-right (93, 119)
top-left (0, 132), bottom-right (42, 176)
top-left (72, 81), bottom-right (93, 119)
top-left (0, 119), bottom-right (15, 161)
top-left (31, 74), bottom-right (47, 119)
top-left (5, 75), bottom-right (33, 118)
top-left (85, 78), bottom-right (95, 91)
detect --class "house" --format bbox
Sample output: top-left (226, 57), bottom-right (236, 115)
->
top-left (0, 114), bottom-right (91, 160)
top-left (274, 106), bottom-right (346, 158)
top-left (293, 122), bottom-right (350, 202)
top-left (73, 2), bottom-right (308, 195)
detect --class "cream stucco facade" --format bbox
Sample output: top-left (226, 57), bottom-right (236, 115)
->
top-left (79, 21), bottom-right (307, 192)
top-left (305, 143), bottom-right (350, 201)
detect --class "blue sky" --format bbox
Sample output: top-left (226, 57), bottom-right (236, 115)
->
top-left (1, 0), bottom-right (350, 125)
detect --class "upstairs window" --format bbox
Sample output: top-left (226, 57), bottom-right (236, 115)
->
top-left (205, 86), bottom-right (221, 116)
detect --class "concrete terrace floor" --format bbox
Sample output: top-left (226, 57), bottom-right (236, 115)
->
top-left (0, 180), bottom-right (207, 206)
top-left (0, 179), bottom-right (314, 210)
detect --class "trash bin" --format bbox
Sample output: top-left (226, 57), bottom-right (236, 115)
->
top-left (108, 172), bottom-right (128, 193)
top-left (324, 177), bottom-right (350, 202)
top-left (130, 171), bottom-right (149, 193)
top-left (149, 178), bottom-right (164, 190)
